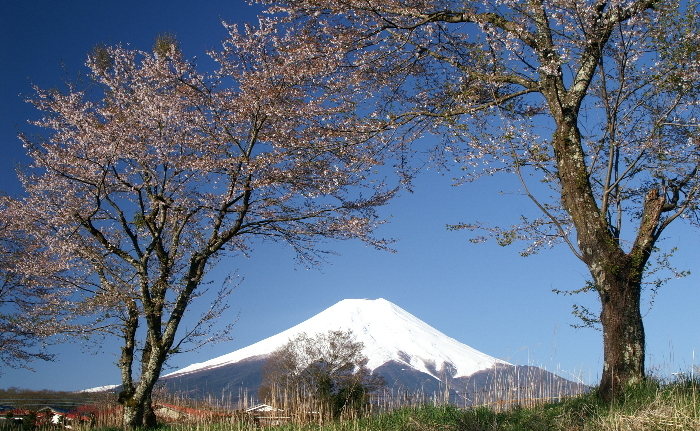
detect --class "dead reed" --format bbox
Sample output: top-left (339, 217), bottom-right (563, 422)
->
top-left (58, 367), bottom-right (698, 431)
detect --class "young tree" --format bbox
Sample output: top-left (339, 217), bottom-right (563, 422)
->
top-left (10, 25), bottom-right (395, 428)
top-left (260, 330), bottom-right (383, 419)
top-left (261, 0), bottom-right (700, 400)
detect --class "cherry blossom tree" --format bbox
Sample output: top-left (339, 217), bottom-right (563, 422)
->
top-left (11, 28), bottom-right (395, 428)
top-left (261, 0), bottom-right (700, 400)
top-left (0, 198), bottom-right (59, 371)
top-left (260, 330), bottom-right (383, 419)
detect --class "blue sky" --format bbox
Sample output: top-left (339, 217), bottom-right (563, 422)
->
top-left (0, 0), bottom-right (698, 392)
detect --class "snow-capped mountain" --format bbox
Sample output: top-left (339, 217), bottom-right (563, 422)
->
top-left (160, 298), bottom-right (586, 403)
top-left (165, 298), bottom-right (508, 381)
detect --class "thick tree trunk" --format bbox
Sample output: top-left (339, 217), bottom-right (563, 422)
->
top-left (142, 392), bottom-right (157, 428)
top-left (120, 335), bottom-right (163, 429)
top-left (140, 339), bottom-right (158, 428)
top-left (122, 397), bottom-right (156, 430)
top-left (121, 375), bottom-right (160, 429)
top-left (119, 304), bottom-right (142, 429)
top-left (596, 268), bottom-right (646, 401)
top-left (122, 403), bottom-right (145, 431)
top-left (593, 189), bottom-right (666, 400)
top-left (118, 259), bottom-right (206, 430)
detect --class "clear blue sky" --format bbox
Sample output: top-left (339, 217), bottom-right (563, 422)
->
top-left (0, 0), bottom-right (697, 392)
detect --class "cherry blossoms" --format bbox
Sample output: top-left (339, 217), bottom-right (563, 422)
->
top-left (9, 27), bottom-right (396, 428)
top-left (257, 0), bottom-right (700, 400)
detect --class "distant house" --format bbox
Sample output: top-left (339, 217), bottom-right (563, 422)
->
top-left (243, 404), bottom-right (289, 426)
top-left (244, 404), bottom-right (280, 414)
top-left (0, 406), bottom-right (92, 429)
top-left (0, 407), bottom-right (30, 422)
top-left (154, 403), bottom-right (227, 423)
top-left (0, 406), bottom-right (25, 427)
top-left (36, 406), bottom-right (70, 426)
top-left (0, 407), bottom-right (27, 416)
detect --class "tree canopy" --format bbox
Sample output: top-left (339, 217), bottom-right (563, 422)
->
top-left (256, 0), bottom-right (700, 400)
top-left (6, 26), bottom-right (396, 428)
top-left (0, 203), bottom-right (58, 371)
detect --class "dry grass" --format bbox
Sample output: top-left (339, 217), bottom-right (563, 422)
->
top-left (167, 372), bottom-right (697, 431)
top-left (10, 370), bottom-right (696, 431)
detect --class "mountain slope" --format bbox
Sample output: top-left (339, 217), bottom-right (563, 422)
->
top-left (160, 298), bottom-right (586, 404)
top-left (165, 298), bottom-right (508, 381)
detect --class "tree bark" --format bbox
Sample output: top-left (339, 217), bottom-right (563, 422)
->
top-left (138, 338), bottom-right (158, 428)
top-left (525, 0), bottom-right (668, 403)
top-left (142, 393), bottom-right (157, 428)
top-left (118, 303), bottom-right (141, 429)
top-left (423, 0), bottom-right (665, 404)
top-left (598, 272), bottom-right (645, 400)
top-left (593, 189), bottom-right (665, 400)
top-left (121, 364), bottom-right (162, 430)
top-left (122, 403), bottom-right (145, 431)
top-left (119, 306), bottom-right (162, 430)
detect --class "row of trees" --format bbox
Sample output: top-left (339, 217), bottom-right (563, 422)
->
top-left (1, 0), bottom-right (699, 427)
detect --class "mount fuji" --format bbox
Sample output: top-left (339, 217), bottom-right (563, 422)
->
top-left (160, 298), bottom-right (586, 404)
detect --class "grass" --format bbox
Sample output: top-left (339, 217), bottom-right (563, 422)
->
top-left (158, 374), bottom-right (699, 431)
top-left (8, 373), bottom-right (698, 431)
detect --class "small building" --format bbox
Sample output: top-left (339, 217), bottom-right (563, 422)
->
top-left (243, 404), bottom-right (289, 427)
top-left (154, 403), bottom-right (227, 423)
top-left (244, 404), bottom-right (280, 414)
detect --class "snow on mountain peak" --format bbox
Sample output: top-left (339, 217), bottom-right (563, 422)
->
top-left (165, 298), bottom-right (509, 381)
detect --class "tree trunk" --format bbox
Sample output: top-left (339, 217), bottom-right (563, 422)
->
top-left (121, 378), bottom-right (159, 429)
top-left (527, 0), bottom-right (667, 402)
top-left (122, 403), bottom-right (145, 431)
top-left (121, 338), bottom-right (163, 430)
top-left (139, 338), bottom-right (158, 428)
top-left (118, 268), bottom-right (205, 429)
top-left (142, 392), bottom-right (157, 428)
top-left (119, 304), bottom-right (142, 429)
top-left (595, 266), bottom-right (646, 401)
top-left (548, 115), bottom-right (655, 402)
top-left (122, 399), bottom-right (156, 430)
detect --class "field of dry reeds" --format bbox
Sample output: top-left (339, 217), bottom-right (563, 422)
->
top-left (2, 369), bottom-right (698, 431)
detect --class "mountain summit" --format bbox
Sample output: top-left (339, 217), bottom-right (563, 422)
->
top-left (161, 299), bottom-right (586, 404)
top-left (166, 298), bottom-right (508, 381)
